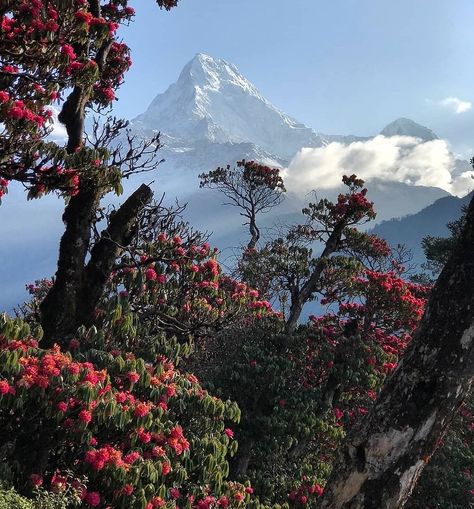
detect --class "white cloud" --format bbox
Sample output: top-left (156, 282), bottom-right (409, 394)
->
top-left (437, 96), bottom-right (472, 114)
top-left (283, 135), bottom-right (474, 197)
top-left (45, 106), bottom-right (67, 140)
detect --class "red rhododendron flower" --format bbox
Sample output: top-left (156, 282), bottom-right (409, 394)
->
top-left (122, 484), bottom-right (134, 496)
top-left (134, 402), bottom-right (151, 417)
top-left (60, 44), bottom-right (76, 60)
top-left (169, 488), bottom-right (180, 499)
top-left (30, 474), bottom-right (43, 487)
top-left (85, 491), bottom-right (101, 507)
top-left (0, 380), bottom-right (11, 395)
top-left (218, 496), bottom-right (229, 507)
top-left (145, 268), bottom-right (157, 281)
top-left (57, 401), bottom-right (68, 412)
top-left (78, 409), bottom-right (92, 424)
top-left (127, 371), bottom-right (140, 384)
top-left (123, 451), bottom-right (140, 464)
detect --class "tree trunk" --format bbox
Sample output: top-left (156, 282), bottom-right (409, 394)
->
top-left (230, 437), bottom-right (255, 478)
top-left (40, 184), bottom-right (153, 347)
top-left (40, 79), bottom-right (94, 344)
top-left (247, 212), bottom-right (260, 250)
top-left (77, 183), bottom-right (153, 326)
top-left (39, 64), bottom-right (154, 346)
top-left (39, 183), bottom-right (101, 344)
top-left (285, 222), bottom-right (344, 335)
top-left (319, 195), bottom-right (474, 509)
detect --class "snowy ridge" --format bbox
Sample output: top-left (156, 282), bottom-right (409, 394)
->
top-left (380, 118), bottom-right (439, 142)
top-left (132, 53), bottom-right (325, 159)
top-left (128, 53), bottom-right (468, 207)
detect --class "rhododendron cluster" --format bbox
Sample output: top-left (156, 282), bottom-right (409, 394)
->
top-left (100, 232), bottom-right (276, 354)
top-left (0, 0), bottom-right (168, 198)
top-left (288, 479), bottom-right (324, 507)
top-left (201, 160), bottom-right (285, 195)
top-left (0, 313), bottom-right (256, 509)
top-left (189, 176), bottom-right (431, 506)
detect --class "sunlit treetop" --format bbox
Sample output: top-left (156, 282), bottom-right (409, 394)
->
top-left (0, 0), bottom-right (178, 200)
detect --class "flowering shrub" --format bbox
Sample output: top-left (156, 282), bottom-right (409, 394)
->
top-left (0, 0), bottom-right (181, 202)
top-left (202, 263), bottom-right (428, 505)
top-left (0, 313), bottom-right (259, 509)
top-left (108, 233), bottom-right (273, 333)
top-left (200, 161), bottom-right (286, 195)
top-left (0, 0), bottom-right (141, 196)
top-left (66, 223), bottom-right (277, 368)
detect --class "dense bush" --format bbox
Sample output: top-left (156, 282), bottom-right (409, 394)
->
top-left (187, 178), bottom-right (429, 505)
top-left (0, 313), bottom-right (254, 509)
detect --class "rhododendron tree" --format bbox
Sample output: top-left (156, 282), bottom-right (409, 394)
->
top-left (0, 0), bottom-right (182, 345)
top-left (238, 175), bottom-right (378, 334)
top-left (189, 180), bottom-right (429, 506)
top-left (320, 192), bottom-right (474, 508)
top-left (199, 160), bottom-right (286, 249)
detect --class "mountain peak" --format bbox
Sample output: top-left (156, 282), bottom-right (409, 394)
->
top-left (176, 53), bottom-right (262, 98)
top-left (132, 55), bottom-right (324, 158)
top-left (380, 118), bottom-right (439, 142)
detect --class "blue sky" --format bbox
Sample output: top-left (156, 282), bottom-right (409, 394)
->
top-left (115, 0), bottom-right (474, 155)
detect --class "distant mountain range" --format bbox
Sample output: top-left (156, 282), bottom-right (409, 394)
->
top-left (127, 53), bottom-right (472, 277)
top-left (372, 191), bottom-right (472, 267)
top-left (127, 53), bottom-right (465, 220)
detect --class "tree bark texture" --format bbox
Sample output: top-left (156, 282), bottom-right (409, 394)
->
top-left (319, 195), bottom-right (474, 509)
top-left (230, 437), bottom-right (255, 478)
top-left (77, 183), bottom-right (153, 326)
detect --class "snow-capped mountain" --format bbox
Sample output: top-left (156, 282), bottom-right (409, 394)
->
top-left (380, 117), bottom-right (439, 141)
top-left (129, 54), bottom-right (463, 209)
top-left (133, 53), bottom-right (325, 159)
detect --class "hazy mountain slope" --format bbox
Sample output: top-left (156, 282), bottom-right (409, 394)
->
top-left (371, 192), bottom-right (472, 266)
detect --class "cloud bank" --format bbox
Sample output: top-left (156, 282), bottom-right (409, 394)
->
top-left (283, 135), bottom-right (474, 197)
top-left (437, 96), bottom-right (472, 114)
